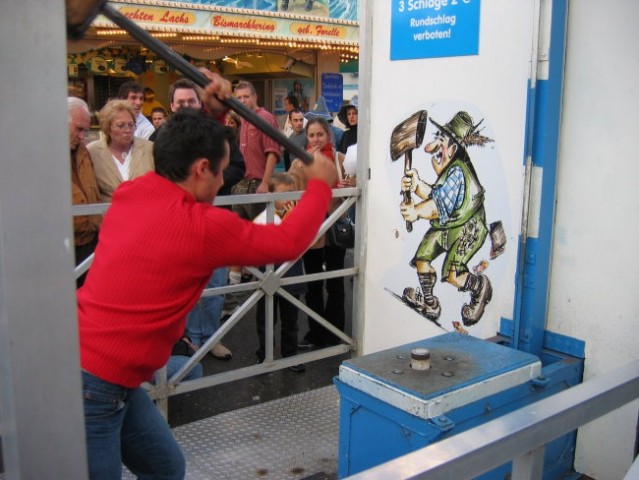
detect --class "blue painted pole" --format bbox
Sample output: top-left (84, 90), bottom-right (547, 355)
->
top-left (513, 0), bottom-right (568, 355)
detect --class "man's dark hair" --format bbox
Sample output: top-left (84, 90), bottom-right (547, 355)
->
top-left (151, 106), bottom-right (167, 117)
top-left (168, 78), bottom-right (200, 105)
top-left (285, 94), bottom-right (300, 109)
top-left (153, 109), bottom-right (232, 182)
top-left (118, 81), bottom-right (144, 99)
top-left (289, 108), bottom-right (304, 120)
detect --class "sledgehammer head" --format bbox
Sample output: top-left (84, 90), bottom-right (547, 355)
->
top-left (67, 0), bottom-right (109, 39)
top-left (390, 110), bottom-right (428, 161)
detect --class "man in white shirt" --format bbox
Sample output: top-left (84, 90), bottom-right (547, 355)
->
top-left (118, 81), bottom-right (155, 140)
top-left (282, 94), bottom-right (307, 138)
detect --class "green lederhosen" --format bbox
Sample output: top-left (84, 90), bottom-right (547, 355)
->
top-left (410, 156), bottom-right (488, 278)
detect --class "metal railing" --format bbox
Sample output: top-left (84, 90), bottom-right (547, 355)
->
top-left (73, 185), bottom-right (360, 414)
top-left (344, 359), bottom-right (639, 480)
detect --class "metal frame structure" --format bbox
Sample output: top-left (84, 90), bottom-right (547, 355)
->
top-left (0, 0), bottom-right (365, 474)
top-left (511, 0), bottom-right (569, 356)
top-left (72, 185), bottom-right (362, 416)
top-left (0, 1), bottom-right (89, 478)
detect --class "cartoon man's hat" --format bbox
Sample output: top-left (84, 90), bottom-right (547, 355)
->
top-left (305, 96), bottom-right (332, 120)
top-left (430, 111), bottom-right (493, 147)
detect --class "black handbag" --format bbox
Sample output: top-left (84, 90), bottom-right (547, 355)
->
top-left (326, 216), bottom-right (355, 249)
top-left (326, 149), bottom-right (355, 249)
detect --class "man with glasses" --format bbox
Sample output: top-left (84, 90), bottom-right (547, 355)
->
top-left (87, 99), bottom-right (154, 202)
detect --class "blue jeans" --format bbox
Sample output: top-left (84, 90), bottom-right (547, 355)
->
top-left (82, 371), bottom-right (185, 479)
top-left (154, 355), bottom-right (203, 384)
top-left (185, 267), bottom-right (227, 346)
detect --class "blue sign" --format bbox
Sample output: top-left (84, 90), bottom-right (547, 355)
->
top-left (391, 0), bottom-right (481, 61)
top-left (321, 73), bottom-right (344, 113)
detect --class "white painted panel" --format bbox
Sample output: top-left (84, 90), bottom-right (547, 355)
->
top-left (547, 1), bottom-right (639, 478)
top-left (361, 0), bottom-right (536, 353)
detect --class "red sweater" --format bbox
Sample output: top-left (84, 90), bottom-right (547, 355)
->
top-left (78, 172), bottom-right (331, 387)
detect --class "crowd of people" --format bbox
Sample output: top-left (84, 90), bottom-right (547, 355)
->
top-left (69, 72), bottom-right (358, 478)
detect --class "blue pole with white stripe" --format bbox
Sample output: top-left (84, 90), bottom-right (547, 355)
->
top-left (512, 0), bottom-right (568, 355)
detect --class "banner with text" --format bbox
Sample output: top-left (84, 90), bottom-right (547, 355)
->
top-left (390, 0), bottom-right (480, 60)
top-left (95, 3), bottom-right (359, 45)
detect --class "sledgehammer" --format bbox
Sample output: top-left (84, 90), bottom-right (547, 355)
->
top-left (390, 110), bottom-right (428, 232)
top-left (66, 0), bottom-right (313, 164)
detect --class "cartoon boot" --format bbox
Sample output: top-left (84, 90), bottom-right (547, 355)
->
top-left (281, 0), bottom-right (289, 10)
top-left (460, 274), bottom-right (492, 326)
top-left (304, 0), bottom-right (314, 11)
top-left (402, 272), bottom-right (441, 321)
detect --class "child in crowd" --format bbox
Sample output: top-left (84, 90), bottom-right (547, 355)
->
top-left (254, 173), bottom-right (307, 372)
top-left (151, 106), bottom-right (168, 129)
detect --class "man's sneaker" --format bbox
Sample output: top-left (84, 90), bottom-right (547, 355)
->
top-left (461, 275), bottom-right (493, 326)
top-left (211, 342), bottom-right (232, 360)
top-left (401, 287), bottom-right (441, 321)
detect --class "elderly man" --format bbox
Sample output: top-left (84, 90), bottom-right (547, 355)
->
top-left (68, 97), bottom-right (101, 287)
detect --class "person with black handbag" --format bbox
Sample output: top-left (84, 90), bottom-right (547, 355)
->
top-left (296, 117), bottom-right (349, 348)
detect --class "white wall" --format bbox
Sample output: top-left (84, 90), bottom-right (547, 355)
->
top-left (360, 1), bottom-right (536, 352)
top-left (359, 0), bottom-right (639, 478)
top-left (547, 1), bottom-right (639, 478)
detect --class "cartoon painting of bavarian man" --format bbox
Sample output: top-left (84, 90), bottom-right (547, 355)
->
top-left (399, 111), bottom-right (495, 327)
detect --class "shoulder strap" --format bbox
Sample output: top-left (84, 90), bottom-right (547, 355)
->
top-left (334, 148), bottom-right (345, 181)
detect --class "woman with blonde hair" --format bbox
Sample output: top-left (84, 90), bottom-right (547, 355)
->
top-left (87, 99), bottom-right (154, 202)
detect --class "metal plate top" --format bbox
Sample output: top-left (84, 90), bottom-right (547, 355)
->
top-left (339, 333), bottom-right (541, 418)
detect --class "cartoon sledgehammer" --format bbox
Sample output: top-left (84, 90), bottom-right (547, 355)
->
top-left (390, 110), bottom-right (428, 232)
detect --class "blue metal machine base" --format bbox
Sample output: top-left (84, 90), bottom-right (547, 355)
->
top-left (334, 332), bottom-right (583, 479)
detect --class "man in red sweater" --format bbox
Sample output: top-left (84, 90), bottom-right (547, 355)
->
top-left (77, 71), bottom-right (337, 479)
